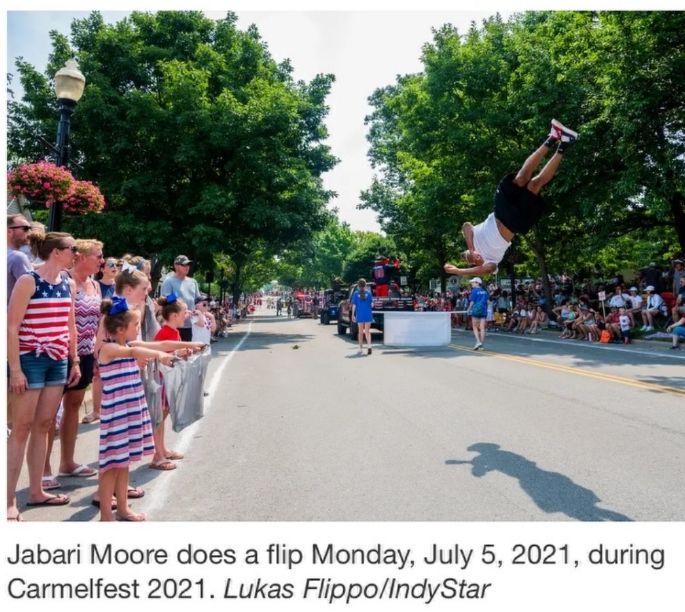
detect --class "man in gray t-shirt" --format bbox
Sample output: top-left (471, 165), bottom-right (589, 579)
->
top-left (7, 215), bottom-right (33, 303)
top-left (160, 254), bottom-right (201, 341)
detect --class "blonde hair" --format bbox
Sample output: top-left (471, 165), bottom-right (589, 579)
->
top-left (75, 239), bottom-right (104, 255)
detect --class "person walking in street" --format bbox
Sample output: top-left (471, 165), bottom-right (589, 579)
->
top-left (467, 277), bottom-right (489, 350)
top-left (351, 278), bottom-right (374, 355)
top-left (444, 119), bottom-right (578, 278)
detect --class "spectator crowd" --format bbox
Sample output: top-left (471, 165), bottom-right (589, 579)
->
top-left (5, 214), bottom-right (258, 523)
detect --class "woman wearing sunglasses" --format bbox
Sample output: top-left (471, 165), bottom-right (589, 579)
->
top-left (7, 232), bottom-right (79, 521)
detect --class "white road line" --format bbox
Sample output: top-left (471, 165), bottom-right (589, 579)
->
top-left (139, 321), bottom-right (253, 518)
top-left (451, 328), bottom-right (685, 360)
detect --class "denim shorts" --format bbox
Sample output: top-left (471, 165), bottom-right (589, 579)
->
top-left (674, 327), bottom-right (685, 338)
top-left (19, 352), bottom-right (68, 390)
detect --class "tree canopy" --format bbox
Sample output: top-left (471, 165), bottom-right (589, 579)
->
top-left (361, 11), bottom-right (684, 290)
top-left (9, 11), bottom-right (337, 299)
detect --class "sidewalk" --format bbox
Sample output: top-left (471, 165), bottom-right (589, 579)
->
top-left (13, 389), bottom-right (109, 522)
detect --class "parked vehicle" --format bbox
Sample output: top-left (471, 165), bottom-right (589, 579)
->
top-left (319, 289), bottom-right (344, 325)
top-left (292, 292), bottom-right (316, 318)
top-left (336, 282), bottom-right (414, 337)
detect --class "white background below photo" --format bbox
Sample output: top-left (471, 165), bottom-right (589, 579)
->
top-left (1, 522), bottom-right (682, 611)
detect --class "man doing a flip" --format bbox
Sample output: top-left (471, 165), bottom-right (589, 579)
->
top-left (444, 119), bottom-right (578, 277)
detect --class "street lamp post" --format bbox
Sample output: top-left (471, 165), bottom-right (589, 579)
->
top-left (47, 59), bottom-right (86, 232)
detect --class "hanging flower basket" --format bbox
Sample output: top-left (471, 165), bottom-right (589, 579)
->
top-left (7, 161), bottom-right (73, 207)
top-left (62, 180), bottom-right (106, 214)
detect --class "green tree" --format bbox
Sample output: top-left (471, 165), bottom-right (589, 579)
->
top-left (8, 11), bottom-right (337, 301)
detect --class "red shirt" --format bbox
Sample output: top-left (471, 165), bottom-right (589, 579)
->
top-left (155, 324), bottom-right (181, 342)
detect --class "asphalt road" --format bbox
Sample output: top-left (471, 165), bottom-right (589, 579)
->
top-left (16, 308), bottom-right (685, 521)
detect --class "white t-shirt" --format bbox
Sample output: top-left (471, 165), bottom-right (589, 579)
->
top-left (472, 213), bottom-right (511, 268)
top-left (628, 294), bottom-right (643, 309)
top-left (646, 294), bottom-right (664, 311)
top-left (619, 314), bottom-right (632, 332)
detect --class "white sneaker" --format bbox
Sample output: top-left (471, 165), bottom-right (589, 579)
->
top-left (639, 325), bottom-right (647, 331)
top-left (645, 326), bottom-right (654, 331)
top-left (473, 342), bottom-right (482, 350)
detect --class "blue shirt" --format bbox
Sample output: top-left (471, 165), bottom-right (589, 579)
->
top-left (351, 289), bottom-right (374, 323)
top-left (469, 286), bottom-right (489, 317)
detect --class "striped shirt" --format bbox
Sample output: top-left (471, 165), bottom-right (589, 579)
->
top-left (74, 279), bottom-right (101, 356)
top-left (18, 271), bottom-right (72, 361)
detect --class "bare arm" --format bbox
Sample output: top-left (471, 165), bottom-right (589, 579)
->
top-left (130, 340), bottom-right (206, 353)
top-left (444, 262), bottom-right (497, 277)
top-left (462, 222), bottom-right (476, 253)
top-left (7, 275), bottom-right (36, 393)
top-left (99, 342), bottom-right (176, 366)
top-left (65, 278), bottom-right (81, 386)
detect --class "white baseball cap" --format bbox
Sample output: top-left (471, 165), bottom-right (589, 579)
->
top-left (645, 285), bottom-right (655, 292)
top-left (470, 277), bottom-right (482, 285)
top-left (629, 287), bottom-right (638, 292)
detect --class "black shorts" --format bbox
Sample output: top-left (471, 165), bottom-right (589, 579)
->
top-left (494, 174), bottom-right (546, 235)
top-left (65, 353), bottom-right (95, 391)
top-left (179, 327), bottom-right (193, 342)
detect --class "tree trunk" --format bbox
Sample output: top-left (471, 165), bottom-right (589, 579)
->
top-left (231, 260), bottom-right (243, 307)
top-left (670, 191), bottom-right (685, 254)
top-left (529, 233), bottom-right (553, 315)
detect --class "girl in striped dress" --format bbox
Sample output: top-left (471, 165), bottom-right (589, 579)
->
top-left (97, 297), bottom-right (174, 521)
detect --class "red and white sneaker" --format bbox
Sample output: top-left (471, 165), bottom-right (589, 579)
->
top-left (552, 119), bottom-right (578, 150)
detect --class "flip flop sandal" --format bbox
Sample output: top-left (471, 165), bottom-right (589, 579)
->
top-left (91, 498), bottom-right (117, 510)
top-left (127, 486), bottom-right (145, 499)
top-left (58, 464), bottom-right (97, 477)
top-left (149, 460), bottom-right (176, 471)
top-left (115, 511), bottom-right (146, 522)
top-left (26, 494), bottom-right (70, 507)
top-left (91, 486), bottom-right (144, 509)
top-left (41, 476), bottom-right (61, 490)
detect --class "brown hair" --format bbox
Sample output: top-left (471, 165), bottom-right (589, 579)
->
top-left (100, 298), bottom-right (138, 335)
top-left (157, 295), bottom-right (187, 321)
top-left (114, 268), bottom-right (148, 294)
top-left (30, 230), bottom-right (73, 261)
top-left (357, 278), bottom-right (368, 301)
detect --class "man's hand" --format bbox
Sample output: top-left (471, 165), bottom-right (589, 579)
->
top-left (444, 263), bottom-right (464, 276)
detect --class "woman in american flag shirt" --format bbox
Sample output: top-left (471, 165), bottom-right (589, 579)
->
top-left (7, 231), bottom-right (80, 521)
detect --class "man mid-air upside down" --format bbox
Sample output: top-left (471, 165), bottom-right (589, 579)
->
top-left (444, 119), bottom-right (578, 278)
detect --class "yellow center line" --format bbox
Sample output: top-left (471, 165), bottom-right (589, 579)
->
top-left (449, 344), bottom-right (685, 397)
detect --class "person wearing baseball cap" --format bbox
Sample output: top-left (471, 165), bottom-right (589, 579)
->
top-left (467, 277), bottom-right (489, 350)
top-left (627, 286), bottom-right (644, 326)
top-left (159, 254), bottom-right (201, 340)
top-left (640, 285), bottom-right (664, 332)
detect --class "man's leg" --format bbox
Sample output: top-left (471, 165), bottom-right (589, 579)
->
top-left (514, 120), bottom-right (577, 192)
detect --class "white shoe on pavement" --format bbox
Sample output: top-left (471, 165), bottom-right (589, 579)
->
top-left (473, 342), bottom-right (482, 350)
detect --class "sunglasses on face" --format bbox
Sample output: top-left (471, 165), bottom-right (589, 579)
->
top-left (105, 261), bottom-right (117, 268)
top-left (9, 225), bottom-right (31, 232)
